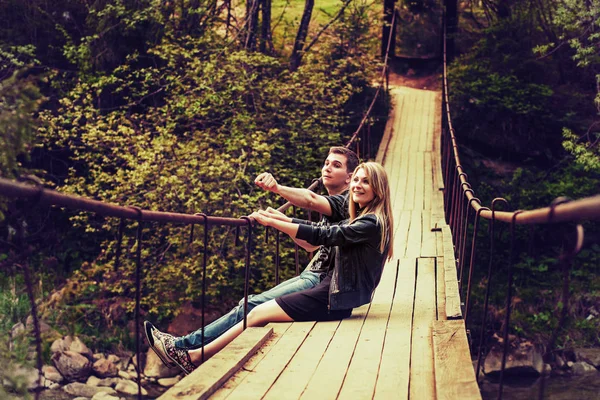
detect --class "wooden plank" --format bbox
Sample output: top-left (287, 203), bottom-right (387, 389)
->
top-left (374, 258), bottom-right (416, 400)
top-left (414, 151), bottom-right (425, 211)
top-left (425, 91), bottom-right (436, 153)
top-left (158, 327), bottom-right (273, 400)
top-left (404, 153), bottom-right (417, 211)
top-left (262, 321), bottom-right (341, 400)
top-left (433, 320), bottom-right (481, 400)
top-left (436, 256), bottom-right (446, 321)
top-left (421, 212), bottom-right (437, 257)
top-left (424, 150), bottom-right (434, 212)
top-left (376, 88), bottom-right (402, 165)
top-left (442, 226), bottom-right (462, 320)
top-left (225, 322), bottom-right (315, 400)
top-left (394, 210), bottom-right (411, 259)
top-left (210, 323), bottom-right (292, 399)
top-left (405, 210), bottom-right (422, 259)
top-left (409, 257), bottom-right (437, 400)
top-left (419, 91), bottom-right (430, 153)
top-left (299, 306), bottom-right (369, 400)
top-left (336, 257), bottom-right (398, 399)
top-left (394, 147), bottom-right (410, 211)
top-left (433, 92), bottom-right (444, 191)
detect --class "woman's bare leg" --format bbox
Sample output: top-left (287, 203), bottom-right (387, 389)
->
top-left (187, 299), bottom-right (293, 364)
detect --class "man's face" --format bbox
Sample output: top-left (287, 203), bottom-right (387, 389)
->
top-left (321, 153), bottom-right (352, 193)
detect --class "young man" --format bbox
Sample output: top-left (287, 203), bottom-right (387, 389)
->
top-left (145, 146), bottom-right (359, 374)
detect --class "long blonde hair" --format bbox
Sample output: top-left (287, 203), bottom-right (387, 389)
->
top-left (348, 162), bottom-right (394, 260)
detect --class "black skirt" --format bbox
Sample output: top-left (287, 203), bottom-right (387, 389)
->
top-left (275, 275), bottom-right (352, 321)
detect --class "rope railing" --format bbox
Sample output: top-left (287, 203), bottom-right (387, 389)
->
top-left (1, 12), bottom-right (397, 400)
top-left (441, 8), bottom-right (600, 400)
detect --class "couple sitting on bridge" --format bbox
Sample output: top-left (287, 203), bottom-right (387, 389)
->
top-left (145, 147), bottom-right (394, 375)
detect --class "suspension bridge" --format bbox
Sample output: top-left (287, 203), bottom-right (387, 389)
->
top-left (2, 7), bottom-right (600, 400)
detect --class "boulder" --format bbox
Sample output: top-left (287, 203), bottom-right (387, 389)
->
top-left (51, 336), bottom-right (74, 353)
top-left (483, 342), bottom-right (544, 377)
top-left (25, 315), bottom-right (55, 336)
top-left (97, 377), bottom-right (120, 387)
top-left (143, 348), bottom-right (180, 379)
top-left (11, 322), bottom-right (25, 338)
top-left (63, 382), bottom-right (117, 398)
top-left (571, 361), bottom-right (598, 375)
top-left (93, 357), bottom-right (119, 378)
top-left (87, 375), bottom-right (101, 386)
top-left (69, 337), bottom-right (94, 360)
top-left (574, 348), bottom-right (600, 368)
top-left (92, 392), bottom-right (121, 400)
top-left (115, 379), bottom-right (149, 396)
top-left (158, 375), bottom-right (182, 387)
top-left (43, 365), bottom-right (64, 384)
top-left (52, 350), bottom-right (92, 382)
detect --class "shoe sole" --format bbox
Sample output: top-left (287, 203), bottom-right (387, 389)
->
top-left (144, 321), bottom-right (177, 368)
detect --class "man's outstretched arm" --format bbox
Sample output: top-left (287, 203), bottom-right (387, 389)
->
top-left (254, 172), bottom-right (333, 216)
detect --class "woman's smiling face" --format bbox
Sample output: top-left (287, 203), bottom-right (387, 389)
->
top-left (351, 167), bottom-right (375, 208)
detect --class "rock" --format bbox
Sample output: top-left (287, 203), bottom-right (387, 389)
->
top-left (92, 392), bottom-right (121, 400)
top-left (93, 357), bottom-right (119, 378)
top-left (43, 365), bottom-right (64, 383)
top-left (554, 354), bottom-right (566, 369)
top-left (143, 348), bottom-right (181, 379)
top-left (158, 375), bottom-right (182, 387)
top-left (571, 361), bottom-right (597, 375)
top-left (574, 348), bottom-right (600, 368)
top-left (543, 363), bottom-right (552, 375)
top-left (63, 382), bottom-right (118, 397)
top-left (73, 398), bottom-right (89, 400)
top-left (107, 354), bottom-right (120, 364)
top-left (70, 337), bottom-right (94, 360)
top-left (97, 377), bottom-right (120, 387)
top-left (11, 322), bottom-right (25, 338)
top-left (483, 342), bottom-right (544, 377)
top-left (26, 315), bottom-right (54, 335)
top-left (7, 366), bottom-right (43, 390)
top-left (52, 350), bottom-right (92, 382)
top-left (51, 336), bottom-right (74, 353)
top-left (567, 361), bottom-right (574, 368)
top-left (93, 353), bottom-right (104, 361)
top-left (118, 370), bottom-right (132, 380)
top-left (87, 375), bottom-right (101, 386)
top-left (115, 379), bottom-right (148, 395)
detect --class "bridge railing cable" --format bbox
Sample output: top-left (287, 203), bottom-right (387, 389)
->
top-left (441, 8), bottom-right (600, 400)
top-left (0, 12), bottom-right (396, 399)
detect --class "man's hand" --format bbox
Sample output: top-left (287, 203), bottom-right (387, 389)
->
top-left (254, 172), bottom-right (279, 192)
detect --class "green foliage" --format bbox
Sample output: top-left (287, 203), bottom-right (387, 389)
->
top-left (18, 1), bottom-right (383, 339)
top-left (448, 18), bottom-right (561, 159)
top-left (533, 0), bottom-right (600, 176)
top-left (0, 72), bottom-right (43, 179)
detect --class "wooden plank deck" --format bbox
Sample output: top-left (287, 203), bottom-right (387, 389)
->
top-left (159, 87), bottom-right (480, 400)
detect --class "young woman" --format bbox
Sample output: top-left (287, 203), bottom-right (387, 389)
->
top-left (147, 162), bottom-right (394, 374)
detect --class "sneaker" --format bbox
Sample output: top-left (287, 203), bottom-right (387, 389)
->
top-left (162, 333), bottom-right (197, 375)
top-left (144, 321), bottom-right (176, 368)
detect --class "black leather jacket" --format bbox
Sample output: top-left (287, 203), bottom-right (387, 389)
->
top-left (296, 214), bottom-right (388, 310)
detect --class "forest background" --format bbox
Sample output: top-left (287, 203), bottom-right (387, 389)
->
top-left (0, 0), bottom-right (599, 394)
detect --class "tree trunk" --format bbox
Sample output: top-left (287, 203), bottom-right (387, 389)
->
top-left (260, 0), bottom-right (272, 54)
top-left (245, 0), bottom-right (260, 50)
top-left (289, 0), bottom-right (314, 71)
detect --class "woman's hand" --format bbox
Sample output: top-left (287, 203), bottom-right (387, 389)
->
top-left (249, 210), bottom-right (274, 227)
top-left (264, 207), bottom-right (292, 223)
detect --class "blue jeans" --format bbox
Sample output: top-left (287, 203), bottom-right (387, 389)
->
top-left (174, 270), bottom-right (323, 349)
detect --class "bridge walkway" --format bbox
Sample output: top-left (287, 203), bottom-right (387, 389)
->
top-left (159, 87), bottom-right (481, 400)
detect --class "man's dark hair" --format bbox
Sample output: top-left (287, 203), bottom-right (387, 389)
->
top-left (329, 146), bottom-right (359, 173)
